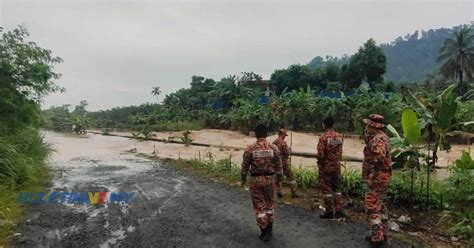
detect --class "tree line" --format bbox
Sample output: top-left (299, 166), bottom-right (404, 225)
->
top-left (309, 24), bottom-right (473, 83)
top-left (46, 25), bottom-right (473, 137)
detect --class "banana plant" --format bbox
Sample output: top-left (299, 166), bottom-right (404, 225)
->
top-left (401, 85), bottom-right (474, 168)
top-left (387, 108), bottom-right (423, 200)
top-left (387, 108), bottom-right (423, 170)
top-left (401, 84), bottom-right (474, 205)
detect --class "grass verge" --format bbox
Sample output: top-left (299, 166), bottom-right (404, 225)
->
top-left (0, 166), bottom-right (49, 246)
top-left (0, 130), bottom-right (51, 246)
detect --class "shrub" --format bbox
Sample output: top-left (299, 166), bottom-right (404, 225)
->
top-left (181, 130), bottom-right (194, 146)
top-left (293, 167), bottom-right (318, 189)
top-left (0, 129), bottom-right (49, 188)
top-left (445, 210), bottom-right (474, 245)
top-left (341, 169), bottom-right (364, 197)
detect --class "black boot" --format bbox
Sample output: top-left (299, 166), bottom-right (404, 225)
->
top-left (370, 238), bottom-right (387, 248)
top-left (319, 211), bottom-right (334, 219)
top-left (262, 224), bottom-right (272, 242)
top-left (267, 223), bottom-right (273, 235)
top-left (258, 227), bottom-right (267, 240)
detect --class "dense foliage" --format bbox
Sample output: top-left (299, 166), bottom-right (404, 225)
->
top-left (0, 26), bottom-right (61, 242)
top-left (0, 26), bottom-right (61, 186)
top-left (437, 25), bottom-right (474, 96)
top-left (58, 77), bottom-right (473, 136)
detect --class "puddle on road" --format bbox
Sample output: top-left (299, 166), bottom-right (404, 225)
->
top-left (41, 131), bottom-right (165, 246)
top-left (20, 132), bottom-right (194, 247)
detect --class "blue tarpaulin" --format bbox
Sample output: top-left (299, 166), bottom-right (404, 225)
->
top-left (259, 95), bottom-right (269, 104)
top-left (318, 91), bottom-right (354, 98)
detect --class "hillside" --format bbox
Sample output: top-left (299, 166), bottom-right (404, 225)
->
top-left (308, 23), bottom-right (473, 82)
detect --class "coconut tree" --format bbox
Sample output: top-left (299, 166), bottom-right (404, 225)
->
top-left (151, 86), bottom-right (162, 103)
top-left (437, 25), bottom-right (474, 96)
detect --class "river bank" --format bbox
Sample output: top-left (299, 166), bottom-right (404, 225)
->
top-left (93, 128), bottom-right (473, 179)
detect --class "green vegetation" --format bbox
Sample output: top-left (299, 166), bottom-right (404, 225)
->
top-left (42, 100), bottom-right (91, 133)
top-left (276, 39), bottom-right (387, 93)
top-left (181, 130), bottom-right (194, 146)
top-left (309, 24), bottom-right (473, 83)
top-left (438, 25), bottom-right (474, 96)
top-left (45, 27), bottom-right (473, 137)
top-left (0, 26), bottom-right (61, 244)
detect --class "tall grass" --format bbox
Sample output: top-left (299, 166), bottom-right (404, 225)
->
top-left (0, 129), bottom-right (50, 188)
top-left (0, 128), bottom-right (50, 244)
top-left (340, 169), bottom-right (364, 197)
top-left (293, 167), bottom-right (318, 189)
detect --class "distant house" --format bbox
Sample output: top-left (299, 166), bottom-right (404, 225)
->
top-left (260, 80), bottom-right (275, 96)
top-left (242, 79), bottom-right (275, 97)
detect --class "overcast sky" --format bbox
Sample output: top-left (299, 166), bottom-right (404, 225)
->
top-left (1, 0), bottom-right (472, 111)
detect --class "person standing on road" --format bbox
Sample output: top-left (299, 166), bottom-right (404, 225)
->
top-left (272, 128), bottom-right (301, 199)
top-left (241, 124), bottom-right (283, 242)
top-left (362, 114), bottom-right (392, 247)
top-left (316, 117), bottom-right (344, 219)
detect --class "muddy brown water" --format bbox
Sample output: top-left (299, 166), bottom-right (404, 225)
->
top-left (13, 131), bottom-right (412, 247)
top-left (105, 129), bottom-right (472, 180)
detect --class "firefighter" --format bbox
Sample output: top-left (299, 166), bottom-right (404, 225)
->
top-left (241, 124), bottom-right (283, 241)
top-left (362, 114), bottom-right (392, 247)
top-left (316, 117), bottom-right (344, 219)
top-left (273, 128), bottom-right (300, 198)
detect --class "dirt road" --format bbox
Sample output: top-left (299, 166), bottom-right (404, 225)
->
top-left (14, 132), bottom-right (410, 247)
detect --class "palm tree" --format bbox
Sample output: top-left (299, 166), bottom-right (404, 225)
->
top-left (437, 25), bottom-right (474, 96)
top-left (151, 86), bottom-right (162, 103)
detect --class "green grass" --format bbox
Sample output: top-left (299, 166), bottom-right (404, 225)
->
top-left (0, 129), bottom-right (50, 245)
top-left (293, 167), bottom-right (318, 189)
top-left (0, 169), bottom-right (48, 246)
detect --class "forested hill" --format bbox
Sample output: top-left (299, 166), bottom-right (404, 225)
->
top-left (308, 24), bottom-right (472, 82)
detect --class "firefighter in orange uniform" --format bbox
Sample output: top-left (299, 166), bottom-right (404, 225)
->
top-left (316, 117), bottom-right (344, 219)
top-left (362, 114), bottom-right (392, 247)
top-left (273, 128), bottom-right (300, 198)
top-left (241, 124), bottom-right (283, 241)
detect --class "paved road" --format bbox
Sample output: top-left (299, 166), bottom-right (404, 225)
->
top-left (14, 132), bottom-right (410, 247)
